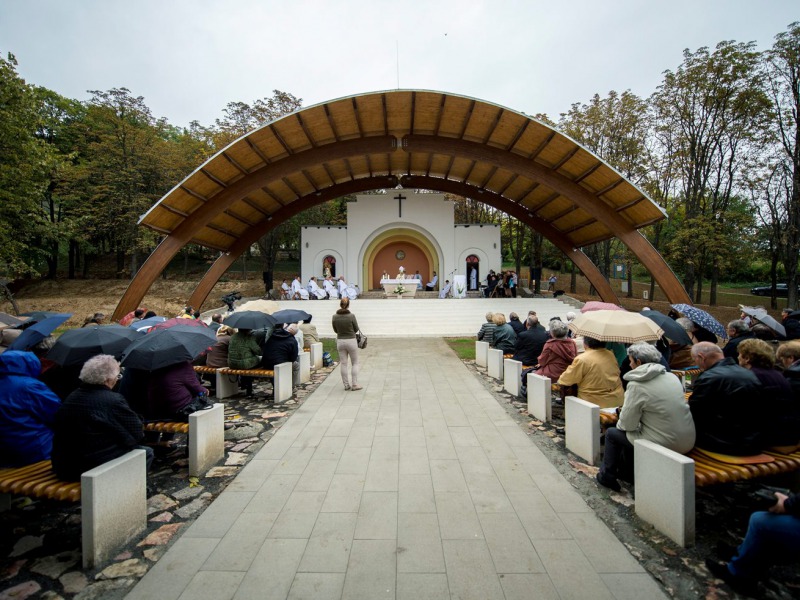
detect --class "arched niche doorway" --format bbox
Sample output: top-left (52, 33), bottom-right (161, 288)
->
top-left (466, 255), bottom-right (480, 291)
top-left (322, 255), bottom-right (336, 278)
top-left (360, 226), bottom-right (441, 291)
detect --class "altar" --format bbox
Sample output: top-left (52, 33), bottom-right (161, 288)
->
top-left (380, 278), bottom-right (419, 298)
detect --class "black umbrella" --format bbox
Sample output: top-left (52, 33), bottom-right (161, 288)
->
top-left (271, 309), bottom-right (312, 325)
top-left (223, 310), bottom-right (277, 330)
top-left (119, 324), bottom-right (217, 371)
top-left (8, 313), bottom-right (72, 350)
top-left (47, 325), bottom-right (144, 366)
top-left (639, 310), bottom-right (693, 346)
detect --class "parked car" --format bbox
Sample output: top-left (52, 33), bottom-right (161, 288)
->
top-left (750, 283), bottom-right (799, 297)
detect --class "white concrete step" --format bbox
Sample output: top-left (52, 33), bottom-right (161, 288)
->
top-left (233, 297), bottom-right (578, 338)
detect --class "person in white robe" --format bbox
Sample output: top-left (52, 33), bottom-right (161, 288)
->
top-left (414, 271), bottom-right (423, 288)
top-left (323, 277), bottom-right (339, 299)
top-left (280, 279), bottom-right (292, 300)
top-left (337, 276), bottom-right (348, 298)
top-left (345, 285), bottom-right (358, 300)
top-left (425, 272), bottom-right (438, 291)
top-left (292, 276), bottom-right (309, 300)
top-left (469, 269), bottom-right (477, 290)
top-left (439, 280), bottom-right (452, 299)
top-left (307, 277), bottom-right (326, 300)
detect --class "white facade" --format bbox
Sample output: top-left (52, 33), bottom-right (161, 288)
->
top-left (301, 192), bottom-right (501, 290)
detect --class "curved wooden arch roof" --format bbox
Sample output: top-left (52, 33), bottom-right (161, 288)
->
top-left (139, 89), bottom-right (665, 251)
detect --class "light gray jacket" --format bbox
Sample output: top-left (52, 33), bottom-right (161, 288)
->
top-left (618, 362), bottom-right (696, 453)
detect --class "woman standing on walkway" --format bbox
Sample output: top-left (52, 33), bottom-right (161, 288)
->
top-left (332, 297), bottom-right (362, 391)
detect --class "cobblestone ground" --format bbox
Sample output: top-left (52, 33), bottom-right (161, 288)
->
top-left (0, 366), bottom-right (335, 600)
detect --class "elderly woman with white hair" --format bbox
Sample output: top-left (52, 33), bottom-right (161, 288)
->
top-left (51, 354), bottom-right (152, 481)
top-left (596, 342), bottom-right (696, 492)
top-left (535, 319), bottom-right (577, 381)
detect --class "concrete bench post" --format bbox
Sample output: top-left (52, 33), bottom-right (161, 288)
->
top-left (487, 348), bottom-right (504, 380)
top-left (274, 361), bottom-right (293, 403)
top-left (527, 373), bottom-right (552, 422)
top-left (310, 342), bottom-right (323, 369)
top-left (475, 341), bottom-right (489, 368)
top-left (81, 449), bottom-right (146, 568)
top-left (634, 440), bottom-right (695, 547)
top-left (299, 351), bottom-right (311, 383)
top-left (564, 396), bottom-right (600, 465)
top-left (503, 359), bottom-right (522, 397)
top-left (189, 403), bottom-right (225, 477)
top-left (216, 368), bottom-right (239, 399)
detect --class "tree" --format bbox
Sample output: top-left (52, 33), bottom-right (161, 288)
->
top-left (651, 41), bottom-right (771, 303)
top-left (213, 90), bottom-right (302, 148)
top-left (764, 22), bottom-right (800, 307)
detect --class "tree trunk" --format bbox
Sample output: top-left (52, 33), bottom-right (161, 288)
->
top-left (710, 262), bottom-right (719, 306)
top-left (695, 277), bottom-right (703, 304)
top-left (46, 241), bottom-right (58, 279)
top-left (68, 240), bottom-right (77, 279)
top-left (116, 250), bottom-right (125, 276)
top-left (770, 252), bottom-right (780, 310)
top-left (82, 253), bottom-right (90, 279)
top-left (0, 282), bottom-right (20, 315)
top-left (649, 276), bottom-right (656, 303)
top-left (626, 258), bottom-right (633, 298)
top-left (130, 251), bottom-right (138, 279)
top-left (570, 260), bottom-right (577, 294)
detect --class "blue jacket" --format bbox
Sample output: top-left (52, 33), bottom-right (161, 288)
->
top-left (0, 351), bottom-right (61, 467)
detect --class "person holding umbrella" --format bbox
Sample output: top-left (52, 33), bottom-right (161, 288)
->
top-left (51, 354), bottom-right (153, 481)
top-left (228, 328), bottom-right (262, 397)
top-left (260, 324), bottom-right (300, 389)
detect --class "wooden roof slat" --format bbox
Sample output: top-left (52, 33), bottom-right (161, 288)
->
top-left (222, 152), bottom-right (249, 175)
top-left (551, 147), bottom-right (580, 172)
top-left (596, 178), bottom-right (625, 196)
top-left (343, 157), bottom-right (356, 181)
top-left (295, 113), bottom-right (317, 148)
top-left (321, 163), bottom-right (337, 185)
top-left (497, 173), bottom-right (518, 197)
top-left (560, 216), bottom-right (596, 233)
top-left (241, 196), bottom-right (270, 217)
top-left (200, 168), bottom-right (228, 189)
top-left (269, 124), bottom-right (293, 156)
top-left (479, 166), bottom-right (498, 189)
top-left (245, 138), bottom-right (271, 166)
top-left (505, 120), bottom-right (529, 151)
top-left (323, 104), bottom-right (342, 142)
top-left (281, 177), bottom-right (303, 200)
top-left (160, 204), bottom-right (189, 217)
top-left (223, 209), bottom-right (256, 227)
top-left (261, 186), bottom-right (286, 207)
top-left (573, 161), bottom-right (603, 184)
top-left (616, 196), bottom-right (647, 212)
top-left (443, 155), bottom-right (456, 180)
top-left (458, 100), bottom-right (476, 140)
top-left (528, 132), bottom-right (555, 160)
top-left (462, 160), bottom-right (478, 184)
top-left (434, 94), bottom-right (446, 136)
top-left (483, 108), bottom-right (504, 145)
top-left (301, 169), bottom-right (320, 192)
top-left (532, 191), bottom-right (561, 211)
top-left (351, 98), bottom-right (364, 137)
top-left (179, 186), bottom-right (208, 203)
top-left (410, 91), bottom-right (416, 135)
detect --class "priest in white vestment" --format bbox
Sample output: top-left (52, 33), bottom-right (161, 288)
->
top-left (307, 277), bottom-right (327, 299)
top-left (292, 276), bottom-right (309, 300)
top-left (439, 280), bottom-right (452, 299)
top-left (425, 272), bottom-right (438, 291)
top-left (281, 279), bottom-right (292, 300)
top-left (323, 276), bottom-right (339, 299)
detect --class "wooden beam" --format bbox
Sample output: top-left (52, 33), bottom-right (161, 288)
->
top-left (528, 132), bottom-right (554, 160)
top-left (222, 152), bottom-right (249, 175)
top-left (295, 113), bottom-right (317, 148)
top-left (402, 134), bottom-right (689, 305)
top-left (200, 168), bottom-right (228, 189)
top-left (482, 108), bottom-right (504, 144)
top-left (458, 100), bottom-right (475, 140)
top-left (245, 138), bottom-right (271, 166)
top-left (269, 124), bottom-right (293, 156)
top-left (113, 136), bottom-right (395, 320)
top-left (505, 120), bottom-right (529, 152)
top-left (324, 104), bottom-right (342, 142)
top-left (433, 94), bottom-right (446, 136)
top-left (573, 161), bottom-right (602, 184)
top-left (550, 147), bottom-right (580, 172)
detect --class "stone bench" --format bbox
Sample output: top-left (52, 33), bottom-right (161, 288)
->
top-left (308, 342), bottom-right (323, 369)
top-left (144, 403), bottom-right (225, 476)
top-left (634, 441), bottom-right (800, 547)
top-left (475, 341), bottom-right (489, 368)
top-left (0, 450), bottom-right (147, 568)
top-left (503, 358), bottom-right (522, 397)
top-left (488, 348), bottom-right (504, 380)
top-left (194, 363), bottom-right (293, 402)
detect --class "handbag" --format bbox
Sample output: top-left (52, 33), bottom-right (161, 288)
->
top-left (177, 394), bottom-right (213, 421)
top-left (356, 331), bottom-right (368, 349)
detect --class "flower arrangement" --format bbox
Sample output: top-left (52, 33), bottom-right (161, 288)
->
top-left (456, 283), bottom-right (465, 296)
top-left (393, 284), bottom-right (406, 295)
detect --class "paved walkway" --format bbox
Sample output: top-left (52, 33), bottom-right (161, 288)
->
top-left (126, 339), bottom-right (667, 600)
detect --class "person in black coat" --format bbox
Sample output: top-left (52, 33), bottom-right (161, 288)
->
top-left (52, 355), bottom-right (153, 481)
top-left (508, 313), bottom-right (525, 335)
top-left (689, 342), bottom-right (764, 455)
top-left (511, 316), bottom-right (549, 367)
top-left (261, 324), bottom-right (300, 387)
top-left (722, 320), bottom-right (755, 361)
top-left (782, 308), bottom-right (800, 340)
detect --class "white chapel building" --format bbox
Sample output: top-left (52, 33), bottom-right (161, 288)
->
top-left (300, 191), bottom-right (501, 291)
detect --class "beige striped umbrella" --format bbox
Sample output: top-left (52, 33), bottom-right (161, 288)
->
top-left (568, 310), bottom-right (664, 343)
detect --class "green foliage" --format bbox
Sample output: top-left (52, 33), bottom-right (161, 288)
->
top-left (443, 338), bottom-right (475, 360)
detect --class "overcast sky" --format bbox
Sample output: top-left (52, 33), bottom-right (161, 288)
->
top-left (1, 1), bottom-right (796, 129)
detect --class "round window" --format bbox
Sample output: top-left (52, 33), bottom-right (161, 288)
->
top-left (395, 250), bottom-right (406, 260)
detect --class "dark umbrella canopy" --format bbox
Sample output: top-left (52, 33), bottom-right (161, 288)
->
top-left (640, 310), bottom-right (693, 346)
top-left (740, 306), bottom-right (787, 338)
top-left (671, 304), bottom-right (728, 340)
top-left (8, 313), bottom-right (72, 350)
top-left (271, 309), bottom-right (312, 325)
top-left (47, 325), bottom-right (144, 366)
top-left (120, 324), bottom-right (217, 371)
top-left (223, 310), bottom-right (277, 330)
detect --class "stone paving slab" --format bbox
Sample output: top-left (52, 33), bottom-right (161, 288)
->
top-left (126, 338), bottom-right (668, 600)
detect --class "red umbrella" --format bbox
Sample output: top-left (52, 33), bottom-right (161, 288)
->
top-left (147, 317), bottom-right (210, 333)
top-left (581, 301), bottom-right (625, 313)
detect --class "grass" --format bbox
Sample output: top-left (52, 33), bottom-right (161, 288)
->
top-left (444, 337), bottom-right (475, 360)
top-left (321, 337), bottom-right (339, 362)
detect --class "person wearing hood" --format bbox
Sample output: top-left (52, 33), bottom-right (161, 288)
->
top-left (0, 350), bottom-right (61, 467)
top-left (596, 342), bottom-right (695, 492)
top-left (261, 323), bottom-right (300, 387)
